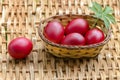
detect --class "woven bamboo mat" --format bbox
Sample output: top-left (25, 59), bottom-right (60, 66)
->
top-left (0, 0), bottom-right (120, 80)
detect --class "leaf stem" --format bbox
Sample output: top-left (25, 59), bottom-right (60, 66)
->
top-left (92, 18), bottom-right (99, 28)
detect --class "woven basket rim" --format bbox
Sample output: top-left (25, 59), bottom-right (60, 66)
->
top-left (38, 14), bottom-right (111, 49)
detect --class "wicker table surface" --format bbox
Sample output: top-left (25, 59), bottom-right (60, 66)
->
top-left (0, 0), bottom-right (120, 80)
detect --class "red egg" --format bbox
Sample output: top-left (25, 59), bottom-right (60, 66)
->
top-left (61, 33), bottom-right (86, 45)
top-left (85, 28), bottom-right (105, 44)
top-left (65, 18), bottom-right (89, 35)
top-left (8, 37), bottom-right (33, 59)
top-left (44, 21), bottom-right (64, 43)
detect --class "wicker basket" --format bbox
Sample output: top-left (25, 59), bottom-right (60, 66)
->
top-left (38, 14), bottom-right (111, 58)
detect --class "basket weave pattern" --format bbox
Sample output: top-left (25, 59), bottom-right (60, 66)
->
top-left (0, 0), bottom-right (120, 80)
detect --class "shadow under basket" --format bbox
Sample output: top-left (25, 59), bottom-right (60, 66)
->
top-left (38, 14), bottom-right (111, 58)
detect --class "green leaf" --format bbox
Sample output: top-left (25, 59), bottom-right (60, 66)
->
top-left (90, 2), bottom-right (103, 13)
top-left (94, 13), bottom-right (102, 18)
top-left (103, 17), bottom-right (110, 28)
top-left (93, 2), bottom-right (103, 13)
top-left (89, 7), bottom-right (98, 13)
top-left (89, 2), bottom-right (116, 28)
top-left (105, 14), bottom-right (116, 23)
top-left (103, 6), bottom-right (113, 14)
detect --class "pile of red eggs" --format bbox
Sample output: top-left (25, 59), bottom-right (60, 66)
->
top-left (44, 18), bottom-right (105, 46)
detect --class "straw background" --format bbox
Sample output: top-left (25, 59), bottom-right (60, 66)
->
top-left (0, 0), bottom-right (120, 80)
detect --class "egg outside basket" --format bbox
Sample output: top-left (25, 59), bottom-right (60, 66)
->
top-left (38, 14), bottom-right (111, 58)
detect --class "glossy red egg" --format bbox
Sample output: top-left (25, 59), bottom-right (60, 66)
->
top-left (44, 21), bottom-right (64, 43)
top-left (65, 18), bottom-right (89, 35)
top-left (85, 28), bottom-right (105, 44)
top-left (61, 33), bottom-right (86, 45)
top-left (8, 37), bottom-right (33, 59)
